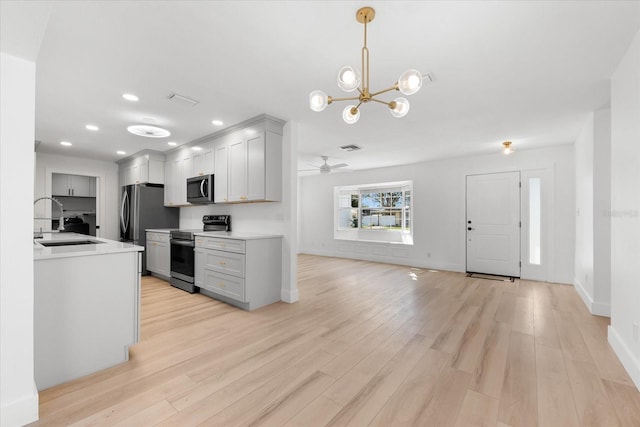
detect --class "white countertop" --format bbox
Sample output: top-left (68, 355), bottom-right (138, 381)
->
top-left (34, 232), bottom-right (144, 261)
top-left (145, 228), bottom-right (177, 233)
top-left (194, 231), bottom-right (283, 240)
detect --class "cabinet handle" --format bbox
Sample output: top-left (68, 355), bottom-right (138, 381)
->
top-left (218, 283), bottom-right (226, 288)
top-left (224, 198), bottom-right (227, 202)
top-left (240, 196), bottom-right (247, 200)
top-left (219, 261), bottom-right (226, 265)
top-left (220, 243), bottom-right (226, 247)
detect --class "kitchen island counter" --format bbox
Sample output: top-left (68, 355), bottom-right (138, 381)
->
top-left (34, 233), bottom-right (143, 390)
top-left (34, 232), bottom-right (144, 260)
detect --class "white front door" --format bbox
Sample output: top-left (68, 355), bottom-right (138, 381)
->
top-left (466, 172), bottom-right (521, 277)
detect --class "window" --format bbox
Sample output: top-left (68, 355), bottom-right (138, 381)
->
top-left (335, 181), bottom-right (413, 244)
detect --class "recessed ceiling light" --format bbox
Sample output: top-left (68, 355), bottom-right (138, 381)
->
top-left (126, 124), bottom-right (170, 138)
top-left (85, 124), bottom-right (99, 131)
top-left (167, 142), bottom-right (177, 146)
top-left (192, 146), bottom-right (202, 151)
top-left (122, 93), bottom-right (139, 102)
top-left (60, 141), bottom-right (72, 146)
top-left (117, 150), bottom-right (126, 155)
top-left (211, 120), bottom-right (224, 126)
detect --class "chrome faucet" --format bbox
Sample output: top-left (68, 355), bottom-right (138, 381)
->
top-left (34, 197), bottom-right (65, 236)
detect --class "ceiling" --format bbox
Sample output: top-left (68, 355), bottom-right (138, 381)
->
top-left (11, 1), bottom-right (640, 172)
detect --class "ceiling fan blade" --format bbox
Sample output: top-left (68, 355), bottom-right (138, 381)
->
top-left (298, 168), bottom-right (318, 172)
top-left (307, 163), bottom-right (322, 168)
top-left (329, 163), bottom-right (348, 169)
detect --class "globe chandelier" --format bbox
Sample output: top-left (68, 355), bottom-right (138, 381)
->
top-left (309, 6), bottom-right (424, 124)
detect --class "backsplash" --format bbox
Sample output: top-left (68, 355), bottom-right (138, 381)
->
top-left (179, 202), bottom-right (285, 234)
top-left (54, 196), bottom-right (96, 216)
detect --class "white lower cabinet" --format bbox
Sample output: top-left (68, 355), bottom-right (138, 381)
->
top-left (194, 234), bottom-right (282, 310)
top-left (146, 231), bottom-right (170, 278)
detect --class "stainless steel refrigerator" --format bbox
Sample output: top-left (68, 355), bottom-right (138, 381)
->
top-left (119, 183), bottom-right (179, 274)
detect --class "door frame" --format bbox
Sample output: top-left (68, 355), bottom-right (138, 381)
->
top-left (461, 166), bottom-right (554, 282)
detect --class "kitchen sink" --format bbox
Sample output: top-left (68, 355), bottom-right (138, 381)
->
top-left (38, 240), bottom-right (105, 247)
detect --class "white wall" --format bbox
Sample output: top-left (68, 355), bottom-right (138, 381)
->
top-left (573, 108), bottom-right (612, 316)
top-left (34, 153), bottom-right (120, 240)
top-left (608, 30), bottom-right (640, 390)
top-left (178, 121), bottom-right (299, 302)
top-left (299, 145), bottom-right (575, 284)
top-left (0, 53), bottom-right (39, 427)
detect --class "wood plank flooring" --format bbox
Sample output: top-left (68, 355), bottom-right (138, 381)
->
top-left (30, 254), bottom-right (640, 426)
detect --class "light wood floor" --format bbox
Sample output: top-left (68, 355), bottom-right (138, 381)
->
top-left (31, 254), bottom-right (640, 426)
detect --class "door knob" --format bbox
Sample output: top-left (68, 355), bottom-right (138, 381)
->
top-left (467, 227), bottom-right (474, 231)
top-left (467, 220), bottom-right (472, 224)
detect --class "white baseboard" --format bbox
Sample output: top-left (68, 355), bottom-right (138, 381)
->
top-left (573, 278), bottom-right (611, 317)
top-left (0, 383), bottom-right (38, 427)
top-left (608, 325), bottom-right (640, 391)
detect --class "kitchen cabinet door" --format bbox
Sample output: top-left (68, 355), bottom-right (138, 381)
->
top-left (52, 174), bottom-right (70, 196)
top-left (164, 159), bottom-right (178, 206)
top-left (191, 141), bottom-right (214, 177)
top-left (214, 141), bottom-right (228, 203)
top-left (70, 175), bottom-right (91, 197)
top-left (227, 139), bottom-right (246, 202)
top-left (246, 134), bottom-right (265, 201)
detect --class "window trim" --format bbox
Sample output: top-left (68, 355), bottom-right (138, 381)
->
top-left (334, 181), bottom-right (413, 245)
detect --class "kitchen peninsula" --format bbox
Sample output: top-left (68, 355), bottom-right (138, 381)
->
top-left (33, 233), bottom-right (144, 390)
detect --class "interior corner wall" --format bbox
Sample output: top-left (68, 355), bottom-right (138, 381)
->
top-left (608, 30), bottom-right (640, 391)
top-left (574, 114), bottom-right (595, 309)
top-left (0, 52), bottom-right (39, 427)
top-left (34, 152), bottom-right (120, 241)
top-left (593, 108), bottom-right (612, 314)
top-left (298, 145), bottom-right (575, 285)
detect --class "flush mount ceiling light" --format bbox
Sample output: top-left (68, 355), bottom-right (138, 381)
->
top-left (122, 93), bottom-right (139, 102)
top-left (117, 150), bottom-right (126, 155)
top-left (167, 141), bottom-right (177, 146)
top-left (211, 119), bottom-right (224, 126)
top-left (502, 141), bottom-right (514, 155)
top-left (85, 124), bottom-right (99, 131)
top-left (60, 141), bottom-right (72, 146)
top-left (309, 6), bottom-right (425, 124)
top-left (127, 124), bottom-right (170, 138)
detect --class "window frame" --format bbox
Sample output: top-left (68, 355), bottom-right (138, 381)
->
top-left (334, 181), bottom-right (413, 245)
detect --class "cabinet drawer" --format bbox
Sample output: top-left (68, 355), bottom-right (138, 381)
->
top-left (195, 236), bottom-right (245, 253)
top-left (200, 270), bottom-right (245, 302)
top-left (201, 249), bottom-right (245, 278)
top-left (147, 232), bottom-right (169, 243)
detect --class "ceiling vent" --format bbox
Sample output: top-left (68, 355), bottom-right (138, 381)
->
top-left (167, 93), bottom-right (199, 107)
top-left (340, 144), bottom-right (362, 152)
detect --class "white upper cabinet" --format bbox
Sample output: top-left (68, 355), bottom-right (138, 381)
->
top-left (163, 148), bottom-right (193, 207)
top-left (213, 115), bottom-right (283, 204)
top-left (190, 140), bottom-right (214, 177)
top-left (118, 151), bottom-right (165, 187)
top-left (214, 140), bottom-right (228, 203)
top-left (52, 174), bottom-right (93, 197)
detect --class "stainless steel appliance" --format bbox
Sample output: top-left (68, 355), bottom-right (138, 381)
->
top-left (186, 175), bottom-right (214, 204)
top-left (169, 215), bottom-right (231, 293)
top-left (120, 183), bottom-right (179, 274)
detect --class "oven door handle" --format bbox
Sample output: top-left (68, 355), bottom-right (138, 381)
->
top-left (170, 239), bottom-right (195, 247)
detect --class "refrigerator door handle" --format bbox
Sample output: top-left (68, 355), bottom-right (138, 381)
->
top-left (123, 191), bottom-right (130, 235)
top-left (133, 185), bottom-right (140, 242)
top-left (120, 190), bottom-right (127, 235)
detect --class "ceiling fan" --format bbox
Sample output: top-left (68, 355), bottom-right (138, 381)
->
top-left (300, 156), bottom-right (349, 174)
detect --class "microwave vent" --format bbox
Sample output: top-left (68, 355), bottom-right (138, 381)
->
top-left (167, 93), bottom-right (199, 107)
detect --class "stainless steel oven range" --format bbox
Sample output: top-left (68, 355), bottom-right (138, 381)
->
top-left (169, 215), bottom-right (231, 293)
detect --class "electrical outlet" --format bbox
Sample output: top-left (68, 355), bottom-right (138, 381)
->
top-left (633, 322), bottom-right (639, 342)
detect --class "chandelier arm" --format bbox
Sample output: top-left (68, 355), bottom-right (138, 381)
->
top-left (330, 95), bottom-right (362, 103)
top-left (369, 84), bottom-right (399, 98)
top-left (369, 97), bottom-right (393, 107)
top-left (362, 16), bottom-right (369, 94)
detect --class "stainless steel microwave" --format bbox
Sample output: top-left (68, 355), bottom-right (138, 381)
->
top-left (186, 175), bottom-right (214, 204)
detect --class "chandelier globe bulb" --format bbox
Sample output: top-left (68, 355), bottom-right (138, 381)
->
top-left (390, 97), bottom-right (410, 118)
top-left (342, 105), bottom-right (360, 124)
top-left (398, 69), bottom-right (423, 96)
top-left (309, 90), bottom-right (329, 112)
top-left (337, 66), bottom-right (360, 92)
